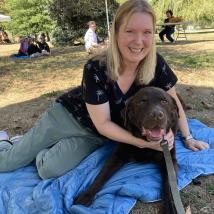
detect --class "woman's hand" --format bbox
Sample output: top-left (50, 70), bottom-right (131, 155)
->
top-left (184, 139), bottom-right (209, 151)
top-left (137, 129), bottom-right (174, 151)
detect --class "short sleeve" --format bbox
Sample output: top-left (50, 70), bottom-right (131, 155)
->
top-left (151, 53), bottom-right (178, 91)
top-left (82, 60), bottom-right (108, 104)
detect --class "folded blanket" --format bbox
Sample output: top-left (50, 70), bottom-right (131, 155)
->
top-left (0, 119), bottom-right (214, 214)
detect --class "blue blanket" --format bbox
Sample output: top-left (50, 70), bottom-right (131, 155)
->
top-left (10, 55), bottom-right (30, 59)
top-left (0, 119), bottom-right (214, 214)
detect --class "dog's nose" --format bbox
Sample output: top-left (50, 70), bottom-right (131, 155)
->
top-left (150, 110), bottom-right (164, 120)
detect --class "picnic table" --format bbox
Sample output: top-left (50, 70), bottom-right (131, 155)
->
top-left (156, 21), bottom-right (192, 41)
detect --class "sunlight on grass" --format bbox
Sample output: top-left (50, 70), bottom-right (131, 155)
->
top-left (42, 91), bottom-right (62, 98)
top-left (164, 53), bottom-right (214, 69)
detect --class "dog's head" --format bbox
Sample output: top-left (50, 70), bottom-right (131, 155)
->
top-left (122, 87), bottom-right (179, 142)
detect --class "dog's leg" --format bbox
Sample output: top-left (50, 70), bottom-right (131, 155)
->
top-left (74, 149), bottom-right (127, 206)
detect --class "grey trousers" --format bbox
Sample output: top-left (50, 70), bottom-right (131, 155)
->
top-left (0, 102), bottom-right (104, 179)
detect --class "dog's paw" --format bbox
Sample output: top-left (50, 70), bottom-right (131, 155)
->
top-left (74, 191), bottom-right (93, 206)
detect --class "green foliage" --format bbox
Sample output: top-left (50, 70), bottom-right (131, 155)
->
top-left (0, 0), bottom-right (4, 13)
top-left (116, 0), bottom-right (125, 4)
top-left (150, 0), bottom-right (214, 27)
top-left (4, 0), bottom-right (54, 36)
top-left (49, 0), bottom-right (119, 45)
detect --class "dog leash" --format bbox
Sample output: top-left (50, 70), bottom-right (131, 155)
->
top-left (160, 139), bottom-right (186, 214)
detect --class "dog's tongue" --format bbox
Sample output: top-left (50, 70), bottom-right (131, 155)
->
top-left (145, 127), bottom-right (165, 139)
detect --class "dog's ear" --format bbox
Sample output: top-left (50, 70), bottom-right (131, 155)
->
top-left (170, 96), bottom-right (179, 133)
top-left (172, 97), bottom-right (179, 117)
top-left (121, 100), bottom-right (130, 128)
top-left (121, 96), bottom-right (134, 128)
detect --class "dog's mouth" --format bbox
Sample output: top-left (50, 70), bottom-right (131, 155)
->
top-left (142, 126), bottom-right (165, 142)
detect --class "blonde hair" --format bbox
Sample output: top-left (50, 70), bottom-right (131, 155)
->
top-left (106, 0), bottom-right (157, 85)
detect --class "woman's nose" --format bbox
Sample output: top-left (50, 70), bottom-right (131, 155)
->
top-left (134, 33), bottom-right (144, 44)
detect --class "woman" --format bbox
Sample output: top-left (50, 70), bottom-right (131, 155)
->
top-left (159, 9), bottom-right (175, 43)
top-left (0, 0), bottom-right (209, 179)
top-left (17, 36), bottom-right (29, 56)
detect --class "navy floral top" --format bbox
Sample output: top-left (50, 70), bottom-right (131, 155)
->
top-left (56, 53), bottom-right (177, 134)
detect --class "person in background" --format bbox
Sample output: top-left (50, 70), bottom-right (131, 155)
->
top-left (27, 36), bottom-right (41, 57)
top-left (16, 36), bottom-right (29, 56)
top-left (84, 21), bottom-right (99, 54)
top-left (159, 9), bottom-right (175, 43)
top-left (36, 33), bottom-right (50, 55)
top-left (1, 31), bottom-right (11, 43)
top-left (0, 0), bottom-right (209, 180)
top-left (0, 31), bottom-right (3, 43)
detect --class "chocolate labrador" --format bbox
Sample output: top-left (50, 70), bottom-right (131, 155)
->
top-left (74, 87), bottom-right (180, 214)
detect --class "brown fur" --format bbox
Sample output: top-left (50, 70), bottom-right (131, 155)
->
top-left (74, 87), bottom-right (180, 214)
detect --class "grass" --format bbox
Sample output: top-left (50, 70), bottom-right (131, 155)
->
top-left (164, 53), bottom-right (214, 69)
top-left (42, 91), bottom-right (62, 98)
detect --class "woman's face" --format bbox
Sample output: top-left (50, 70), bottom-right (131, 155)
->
top-left (166, 12), bottom-right (172, 18)
top-left (117, 12), bottom-right (154, 67)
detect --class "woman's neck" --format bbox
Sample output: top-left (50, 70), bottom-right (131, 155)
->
top-left (120, 63), bottom-right (138, 76)
top-left (117, 64), bottom-right (138, 94)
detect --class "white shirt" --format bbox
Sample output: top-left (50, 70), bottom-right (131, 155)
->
top-left (84, 28), bottom-right (98, 50)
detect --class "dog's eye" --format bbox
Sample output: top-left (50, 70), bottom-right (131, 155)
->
top-left (137, 99), bottom-right (147, 105)
top-left (140, 99), bottom-right (148, 103)
top-left (161, 99), bottom-right (168, 104)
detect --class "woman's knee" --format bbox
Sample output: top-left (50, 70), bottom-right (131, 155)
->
top-left (36, 148), bottom-right (69, 179)
top-left (166, 34), bottom-right (174, 42)
top-left (36, 149), bottom-right (52, 179)
top-left (36, 137), bottom-right (104, 179)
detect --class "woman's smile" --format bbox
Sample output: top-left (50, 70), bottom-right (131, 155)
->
top-left (117, 12), bottom-right (154, 66)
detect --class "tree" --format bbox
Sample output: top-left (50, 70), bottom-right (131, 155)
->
top-left (49, 0), bottom-right (119, 45)
top-left (4, 0), bottom-right (54, 36)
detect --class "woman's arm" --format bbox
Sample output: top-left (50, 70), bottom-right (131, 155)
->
top-left (167, 86), bottom-right (209, 151)
top-left (86, 102), bottom-right (174, 151)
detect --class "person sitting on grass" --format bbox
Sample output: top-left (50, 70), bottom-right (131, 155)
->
top-left (159, 9), bottom-right (175, 43)
top-left (0, 0), bottom-right (209, 181)
top-left (1, 31), bottom-right (11, 44)
top-left (36, 33), bottom-right (50, 55)
top-left (15, 36), bottom-right (29, 56)
top-left (27, 36), bottom-right (42, 57)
